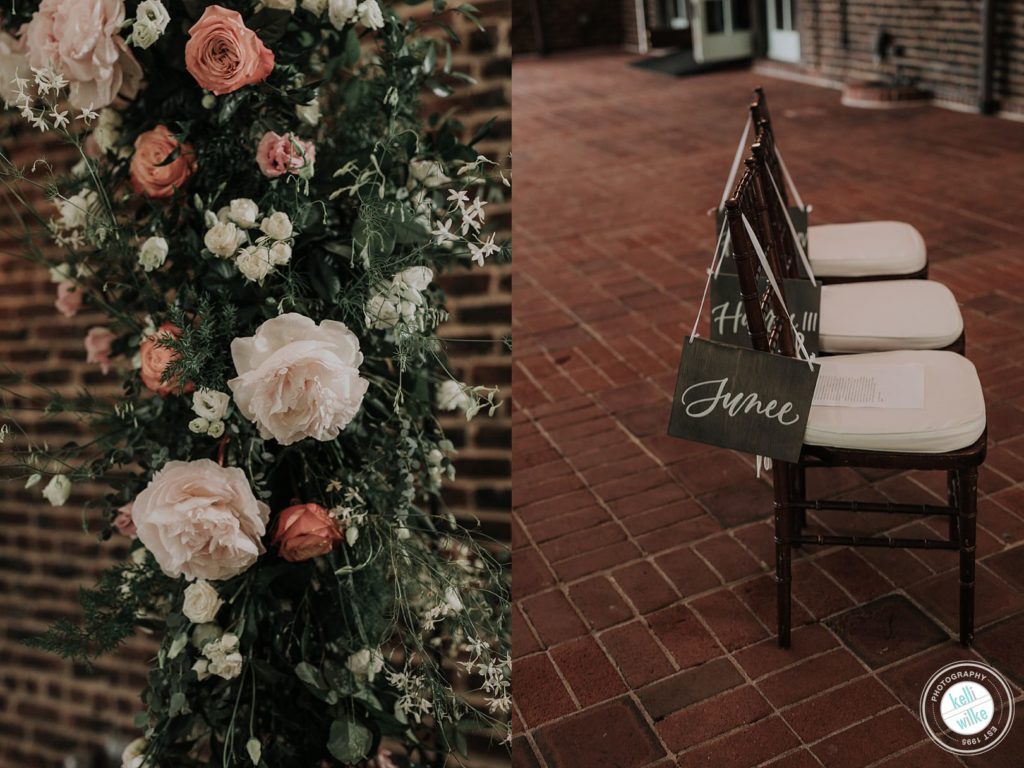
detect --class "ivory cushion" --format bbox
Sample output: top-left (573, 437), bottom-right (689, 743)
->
top-left (818, 280), bottom-right (963, 353)
top-left (804, 350), bottom-right (986, 453)
top-left (808, 221), bottom-right (927, 278)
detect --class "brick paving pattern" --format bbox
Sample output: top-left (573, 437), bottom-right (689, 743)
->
top-left (512, 52), bottom-right (1024, 768)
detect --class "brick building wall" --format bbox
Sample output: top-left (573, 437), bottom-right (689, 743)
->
top-left (0, 3), bottom-right (510, 766)
top-left (511, 0), bottom-right (632, 54)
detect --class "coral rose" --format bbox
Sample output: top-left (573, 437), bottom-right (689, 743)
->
top-left (256, 131), bottom-right (316, 178)
top-left (130, 126), bottom-right (196, 199)
top-left (113, 502), bottom-right (136, 538)
top-left (272, 503), bottom-right (343, 562)
top-left (85, 326), bottom-right (116, 374)
top-left (228, 313), bottom-right (369, 446)
top-left (55, 281), bottom-right (82, 318)
top-left (132, 459), bottom-right (270, 580)
top-left (185, 6), bottom-right (275, 95)
top-left (140, 323), bottom-right (194, 396)
top-left (24, 0), bottom-right (142, 109)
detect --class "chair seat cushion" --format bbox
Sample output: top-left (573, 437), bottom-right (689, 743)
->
top-left (808, 221), bottom-right (927, 278)
top-left (805, 350), bottom-right (986, 453)
top-left (818, 280), bottom-right (963, 353)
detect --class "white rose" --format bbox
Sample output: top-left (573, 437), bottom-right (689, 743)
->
top-left (204, 220), bottom-right (244, 258)
top-left (328, 0), bottom-right (358, 28)
top-left (202, 632), bottom-right (243, 679)
top-left (364, 289), bottom-right (402, 330)
top-left (236, 245), bottom-right (275, 284)
top-left (269, 242), bottom-right (292, 266)
top-left (296, 96), bottom-right (321, 126)
top-left (409, 159), bottom-right (450, 188)
top-left (121, 737), bottom-right (149, 768)
top-left (193, 388), bottom-right (231, 421)
top-left (132, 459), bottom-right (270, 581)
top-left (357, 0), bottom-right (384, 29)
top-left (396, 265), bottom-right (432, 293)
top-left (207, 420), bottom-right (226, 438)
top-left (58, 190), bottom-right (97, 231)
top-left (228, 198), bottom-right (260, 229)
top-left (228, 313), bottom-right (369, 445)
top-left (346, 648), bottom-right (384, 683)
top-left (260, 211), bottom-right (293, 241)
top-left (192, 658), bottom-right (211, 681)
top-left (138, 236), bottom-right (168, 272)
top-left (93, 108), bottom-right (123, 154)
top-left (42, 474), bottom-right (71, 506)
top-left (436, 380), bottom-right (472, 412)
top-left (182, 579), bottom-right (223, 623)
top-left (132, 0), bottom-right (170, 49)
top-left (188, 416), bottom-right (210, 434)
top-left (302, 0), bottom-right (328, 14)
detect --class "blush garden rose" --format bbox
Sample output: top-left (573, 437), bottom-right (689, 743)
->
top-left (184, 6), bottom-right (275, 95)
top-left (139, 323), bottom-right (192, 396)
top-left (272, 503), bottom-right (343, 562)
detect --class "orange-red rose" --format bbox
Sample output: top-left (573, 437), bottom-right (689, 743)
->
top-left (139, 323), bottom-right (193, 396)
top-left (184, 6), bottom-right (275, 96)
top-left (272, 503), bottom-right (343, 562)
top-left (130, 125), bottom-right (196, 199)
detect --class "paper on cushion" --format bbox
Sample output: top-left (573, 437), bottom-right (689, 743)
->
top-left (812, 363), bottom-right (925, 409)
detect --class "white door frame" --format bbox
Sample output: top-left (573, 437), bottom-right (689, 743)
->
top-left (766, 0), bottom-right (801, 63)
top-left (690, 0), bottom-right (752, 63)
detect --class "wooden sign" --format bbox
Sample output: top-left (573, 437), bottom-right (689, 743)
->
top-left (667, 338), bottom-right (819, 462)
top-left (713, 206), bottom-right (809, 276)
top-left (709, 274), bottom-right (821, 354)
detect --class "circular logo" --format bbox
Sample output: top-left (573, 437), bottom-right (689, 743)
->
top-left (919, 661), bottom-right (1015, 755)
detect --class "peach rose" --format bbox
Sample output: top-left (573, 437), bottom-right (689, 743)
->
top-left (132, 459), bottom-right (270, 580)
top-left (140, 323), bottom-right (194, 396)
top-left (24, 0), bottom-right (142, 109)
top-left (85, 326), bottom-right (116, 374)
top-left (113, 502), bottom-right (136, 538)
top-left (185, 6), bottom-right (275, 95)
top-left (130, 125), bottom-right (196, 199)
top-left (256, 131), bottom-right (316, 178)
top-left (55, 280), bottom-right (82, 317)
top-left (272, 503), bottom-right (342, 562)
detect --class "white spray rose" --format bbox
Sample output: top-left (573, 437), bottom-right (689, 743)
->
top-left (357, 0), bottom-right (384, 29)
top-left (182, 580), bottom-right (224, 623)
top-left (207, 420), bottom-right (226, 438)
top-left (260, 211), bottom-right (293, 241)
top-left (192, 388), bottom-right (231, 421)
top-left (409, 159), bottom-right (451, 188)
top-left (57, 190), bottom-right (97, 231)
top-left (269, 242), bottom-right (292, 266)
top-left (93, 108), bottom-right (123, 154)
top-left (228, 198), bottom-right (260, 228)
top-left (328, 0), bottom-right (358, 28)
top-left (228, 313), bottom-right (369, 445)
top-left (132, 0), bottom-right (171, 49)
top-left (121, 737), bottom-right (149, 768)
top-left (42, 474), bottom-right (71, 506)
top-left (436, 380), bottom-right (473, 412)
top-left (347, 648), bottom-right (384, 683)
top-left (138, 236), bottom-right (168, 272)
top-left (204, 220), bottom-right (244, 258)
top-left (236, 245), bottom-right (274, 283)
top-left (365, 266), bottom-right (433, 329)
top-left (296, 96), bottom-right (321, 126)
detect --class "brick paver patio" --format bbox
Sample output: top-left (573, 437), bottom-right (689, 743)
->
top-left (512, 52), bottom-right (1024, 767)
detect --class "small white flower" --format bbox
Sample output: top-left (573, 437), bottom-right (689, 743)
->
top-left (138, 236), bottom-right (169, 272)
top-left (430, 219), bottom-right (457, 245)
top-left (132, 0), bottom-right (171, 49)
top-left (409, 159), bottom-right (451, 189)
top-left (192, 389), bottom-right (231, 421)
top-left (357, 0), bottom-right (384, 29)
top-left (446, 189), bottom-right (470, 208)
top-left (328, 0), bottom-right (358, 28)
top-left (42, 474), bottom-right (71, 507)
top-left (76, 104), bottom-right (99, 123)
top-left (188, 417), bottom-right (210, 434)
top-left (204, 220), bottom-right (244, 258)
top-left (182, 580), bottom-right (224, 623)
top-left (50, 108), bottom-right (69, 130)
top-left (207, 420), bottom-right (226, 438)
top-left (228, 198), bottom-right (260, 229)
top-left (296, 96), bottom-right (321, 126)
top-left (345, 525), bottom-right (359, 546)
top-left (236, 245), bottom-right (274, 283)
top-left (269, 242), bottom-right (292, 265)
top-left (201, 632), bottom-right (244, 680)
top-left (260, 211), bottom-right (293, 241)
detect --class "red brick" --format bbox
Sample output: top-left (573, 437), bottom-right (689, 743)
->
top-left (676, 715), bottom-right (800, 768)
top-left (612, 561), bottom-right (677, 615)
top-left (647, 604), bottom-right (722, 670)
top-left (656, 686), bottom-right (771, 752)
top-left (638, 657), bottom-right (743, 721)
top-left (514, 653), bottom-right (576, 729)
top-left (733, 624), bottom-right (840, 679)
top-left (534, 698), bottom-right (665, 768)
top-left (694, 535), bottom-right (762, 583)
top-left (654, 547), bottom-right (721, 597)
top-left (757, 648), bottom-right (866, 707)
top-left (810, 707), bottom-right (924, 768)
top-left (600, 621), bottom-right (675, 689)
top-left (690, 589), bottom-right (769, 651)
top-left (550, 637), bottom-right (626, 707)
top-left (781, 677), bottom-right (897, 743)
top-left (568, 576), bottom-right (634, 630)
top-left (521, 589), bottom-right (587, 648)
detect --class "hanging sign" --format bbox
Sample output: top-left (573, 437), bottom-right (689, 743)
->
top-left (667, 337), bottom-right (820, 462)
top-left (709, 274), bottom-right (821, 354)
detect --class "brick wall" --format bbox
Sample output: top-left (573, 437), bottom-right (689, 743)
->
top-left (511, 0), bottom-right (630, 54)
top-left (0, 2), bottom-right (510, 766)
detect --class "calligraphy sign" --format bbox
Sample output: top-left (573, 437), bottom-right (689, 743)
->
top-left (709, 274), bottom-right (821, 354)
top-left (667, 338), bottom-right (819, 462)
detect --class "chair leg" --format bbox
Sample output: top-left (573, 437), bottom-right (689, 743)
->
top-left (773, 463), bottom-right (793, 649)
top-left (947, 470), bottom-right (959, 541)
top-left (790, 464), bottom-right (806, 548)
top-left (956, 467), bottom-right (978, 648)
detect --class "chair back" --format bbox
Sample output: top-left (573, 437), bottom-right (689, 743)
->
top-left (750, 130), bottom-right (803, 280)
top-left (751, 86), bottom-right (771, 127)
top-left (723, 160), bottom-right (797, 359)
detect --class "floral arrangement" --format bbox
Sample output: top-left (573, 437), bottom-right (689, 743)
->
top-left (0, 1), bottom-right (510, 766)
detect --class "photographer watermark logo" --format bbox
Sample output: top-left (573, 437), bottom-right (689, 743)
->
top-left (919, 661), bottom-right (1014, 755)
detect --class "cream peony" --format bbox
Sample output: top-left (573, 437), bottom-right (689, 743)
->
top-left (204, 220), bottom-right (244, 258)
top-left (182, 579), bottom-right (223, 623)
top-left (132, 459), bottom-right (270, 581)
top-left (228, 313), bottom-right (369, 446)
top-left (260, 211), bottom-right (293, 241)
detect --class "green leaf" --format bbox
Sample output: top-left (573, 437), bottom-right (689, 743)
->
top-left (343, 28), bottom-right (362, 67)
top-left (327, 717), bottom-right (373, 763)
top-left (169, 691), bottom-right (188, 717)
top-left (250, 8), bottom-right (292, 44)
top-left (294, 661), bottom-right (327, 690)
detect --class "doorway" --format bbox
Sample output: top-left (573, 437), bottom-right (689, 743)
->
top-left (690, 0), bottom-right (753, 63)
top-left (766, 0), bottom-right (801, 62)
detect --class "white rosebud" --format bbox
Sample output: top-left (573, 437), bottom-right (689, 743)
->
top-left (207, 420), bottom-right (225, 438)
top-left (121, 737), bottom-right (149, 768)
top-left (42, 474), bottom-right (71, 507)
top-left (236, 246), bottom-right (274, 283)
top-left (346, 525), bottom-right (359, 546)
top-left (246, 738), bottom-right (262, 766)
top-left (260, 211), bottom-right (293, 241)
top-left (188, 417), bottom-right (210, 434)
top-left (192, 389), bottom-right (231, 421)
top-left (269, 242), bottom-right (292, 266)
top-left (137, 236), bottom-right (168, 272)
top-left (444, 586), bottom-right (464, 612)
top-left (202, 93), bottom-right (217, 109)
top-left (182, 580), bottom-right (224, 623)
top-left (328, 0), bottom-right (358, 28)
top-left (132, 0), bottom-right (171, 49)
top-left (296, 96), bottom-right (321, 126)
top-left (427, 448), bottom-right (444, 466)
top-left (302, 0), bottom-right (328, 14)
top-left (357, 0), bottom-right (384, 29)
top-left (346, 648), bottom-right (384, 683)
top-left (228, 198), bottom-right (260, 229)
top-left (192, 658), bottom-right (211, 681)
top-left (409, 159), bottom-right (451, 189)
top-left (204, 221), bottom-right (244, 259)
top-left (212, 651), bottom-right (244, 679)
top-left (93, 109), bottom-right (122, 154)
top-left (220, 632), bottom-right (240, 651)
top-left (436, 380), bottom-right (472, 412)
top-left (397, 265), bottom-right (433, 293)
top-left (57, 190), bottom-right (97, 231)
top-left (49, 264), bottom-right (74, 283)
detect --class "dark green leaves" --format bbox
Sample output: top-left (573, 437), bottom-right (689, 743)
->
top-left (250, 8), bottom-right (293, 45)
top-left (328, 717), bottom-right (373, 763)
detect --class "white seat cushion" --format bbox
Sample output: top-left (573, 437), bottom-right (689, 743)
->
top-left (804, 350), bottom-right (986, 453)
top-left (818, 280), bottom-right (963, 353)
top-left (808, 221), bottom-right (927, 278)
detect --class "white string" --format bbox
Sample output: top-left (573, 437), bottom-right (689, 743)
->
top-left (689, 218), bottom-right (731, 343)
top-left (764, 164), bottom-right (817, 287)
top-left (740, 213), bottom-right (815, 370)
top-left (718, 115), bottom-right (752, 212)
top-left (773, 142), bottom-right (806, 210)
top-left (712, 227), bottom-right (731, 278)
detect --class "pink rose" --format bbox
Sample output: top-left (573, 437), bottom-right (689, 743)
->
top-left (130, 125), bottom-right (196, 199)
top-left (139, 323), bottom-right (194, 396)
top-left (85, 326), bottom-right (116, 374)
top-left (272, 504), bottom-right (343, 562)
top-left (256, 131), bottom-right (316, 178)
top-left (113, 503), bottom-right (136, 539)
top-left (132, 459), bottom-right (270, 580)
top-left (24, 0), bottom-right (142, 109)
top-left (55, 280), bottom-right (82, 318)
top-left (373, 750), bottom-right (399, 768)
top-left (184, 6), bottom-right (275, 95)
